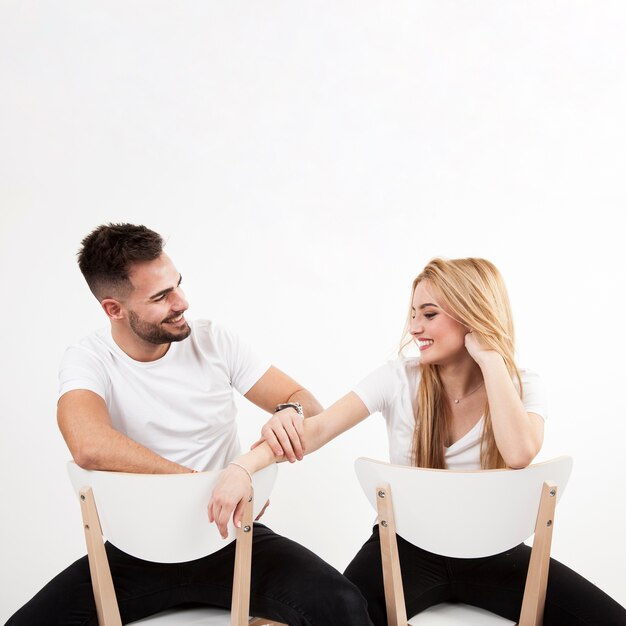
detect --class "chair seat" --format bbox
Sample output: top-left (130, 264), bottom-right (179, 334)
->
top-left (408, 603), bottom-right (516, 625)
top-left (130, 607), bottom-right (278, 625)
top-left (130, 607), bottom-right (232, 625)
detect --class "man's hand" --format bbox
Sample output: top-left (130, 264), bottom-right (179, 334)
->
top-left (208, 465), bottom-right (252, 539)
top-left (250, 407), bottom-right (305, 462)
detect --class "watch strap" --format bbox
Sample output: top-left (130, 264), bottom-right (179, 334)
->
top-left (274, 402), bottom-right (304, 416)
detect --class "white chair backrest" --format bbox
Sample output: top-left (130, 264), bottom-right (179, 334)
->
top-left (67, 462), bottom-right (277, 563)
top-left (355, 456), bottom-right (572, 558)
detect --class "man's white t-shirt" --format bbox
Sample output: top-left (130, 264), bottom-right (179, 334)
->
top-left (353, 358), bottom-right (547, 470)
top-left (58, 320), bottom-right (270, 471)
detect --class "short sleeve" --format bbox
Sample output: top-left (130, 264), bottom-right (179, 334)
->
top-left (520, 369), bottom-right (548, 420)
top-left (212, 324), bottom-right (271, 395)
top-left (58, 346), bottom-right (109, 401)
top-left (352, 361), bottom-right (400, 415)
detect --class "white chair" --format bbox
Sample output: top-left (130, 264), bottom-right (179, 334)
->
top-left (355, 456), bottom-right (573, 626)
top-left (67, 462), bottom-right (286, 626)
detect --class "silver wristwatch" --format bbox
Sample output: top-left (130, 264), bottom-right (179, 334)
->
top-left (274, 402), bottom-right (304, 416)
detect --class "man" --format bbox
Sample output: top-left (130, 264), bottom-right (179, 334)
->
top-left (7, 223), bottom-right (371, 625)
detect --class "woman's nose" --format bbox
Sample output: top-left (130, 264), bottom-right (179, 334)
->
top-left (409, 314), bottom-right (421, 332)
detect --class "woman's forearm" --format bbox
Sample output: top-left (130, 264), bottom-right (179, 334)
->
top-left (209, 392), bottom-right (370, 537)
top-left (235, 391), bottom-right (370, 473)
top-left (478, 352), bottom-right (543, 468)
top-left (302, 392), bottom-right (370, 455)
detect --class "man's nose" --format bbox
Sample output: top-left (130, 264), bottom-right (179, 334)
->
top-left (172, 288), bottom-right (189, 311)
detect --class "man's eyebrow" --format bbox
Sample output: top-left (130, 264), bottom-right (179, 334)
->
top-left (149, 274), bottom-right (182, 301)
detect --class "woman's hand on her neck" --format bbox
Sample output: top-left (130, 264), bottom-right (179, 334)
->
top-left (464, 333), bottom-right (544, 468)
top-left (464, 331), bottom-right (502, 368)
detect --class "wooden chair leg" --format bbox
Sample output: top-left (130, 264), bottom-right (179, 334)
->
top-left (518, 481), bottom-right (558, 626)
top-left (81, 486), bottom-right (285, 626)
top-left (231, 492), bottom-right (255, 626)
top-left (376, 483), bottom-right (408, 626)
top-left (79, 488), bottom-right (122, 626)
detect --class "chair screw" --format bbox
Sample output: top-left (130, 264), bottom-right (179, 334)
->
top-left (547, 520), bottom-right (552, 527)
top-left (248, 495), bottom-right (253, 503)
top-left (381, 520), bottom-right (388, 527)
top-left (85, 524), bottom-right (90, 530)
top-left (80, 495), bottom-right (86, 501)
top-left (549, 489), bottom-right (556, 497)
top-left (377, 490), bottom-right (386, 498)
top-left (243, 525), bottom-right (251, 533)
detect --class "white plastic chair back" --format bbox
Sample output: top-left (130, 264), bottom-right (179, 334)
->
top-left (355, 456), bottom-right (572, 558)
top-left (356, 457), bottom-right (573, 625)
top-left (67, 462), bottom-right (277, 563)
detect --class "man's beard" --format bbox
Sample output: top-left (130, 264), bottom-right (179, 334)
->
top-left (128, 310), bottom-right (192, 345)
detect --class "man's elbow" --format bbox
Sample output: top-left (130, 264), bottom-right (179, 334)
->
top-left (71, 442), bottom-right (104, 470)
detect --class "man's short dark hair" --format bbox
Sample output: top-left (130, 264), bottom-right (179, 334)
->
top-left (78, 223), bottom-right (164, 301)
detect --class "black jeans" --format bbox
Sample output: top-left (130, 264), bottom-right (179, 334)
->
top-left (344, 525), bottom-right (626, 626)
top-left (6, 523), bottom-right (372, 626)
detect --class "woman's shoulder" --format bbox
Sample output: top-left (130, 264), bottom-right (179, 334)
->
top-left (353, 356), bottom-right (419, 414)
top-left (370, 356), bottom-right (421, 380)
top-left (518, 367), bottom-right (542, 385)
top-left (377, 356), bottom-right (421, 394)
top-left (401, 356), bottom-right (421, 374)
top-left (354, 356), bottom-right (418, 390)
top-left (517, 367), bottom-right (548, 419)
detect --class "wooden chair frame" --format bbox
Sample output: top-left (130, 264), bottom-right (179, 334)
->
top-left (375, 480), bottom-right (558, 626)
top-left (77, 484), bottom-right (285, 626)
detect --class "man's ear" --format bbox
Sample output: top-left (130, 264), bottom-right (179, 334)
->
top-left (101, 298), bottom-right (124, 320)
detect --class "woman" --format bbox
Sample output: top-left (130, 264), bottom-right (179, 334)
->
top-left (210, 257), bottom-right (626, 625)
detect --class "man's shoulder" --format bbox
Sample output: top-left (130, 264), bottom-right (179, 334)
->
top-left (60, 328), bottom-right (115, 370)
top-left (64, 327), bottom-right (111, 355)
top-left (188, 319), bottom-right (240, 348)
top-left (189, 318), bottom-right (217, 334)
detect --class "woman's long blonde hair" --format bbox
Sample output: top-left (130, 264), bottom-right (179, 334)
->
top-left (401, 258), bottom-right (521, 469)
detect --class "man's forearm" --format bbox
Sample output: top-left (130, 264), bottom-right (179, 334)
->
top-left (67, 425), bottom-right (191, 474)
top-left (73, 427), bottom-right (191, 474)
top-left (287, 388), bottom-right (323, 417)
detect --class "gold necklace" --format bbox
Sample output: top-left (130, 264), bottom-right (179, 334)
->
top-left (444, 381), bottom-right (485, 404)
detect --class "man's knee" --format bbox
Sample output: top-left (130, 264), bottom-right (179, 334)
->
top-left (334, 580), bottom-right (372, 621)
top-left (305, 574), bottom-right (372, 625)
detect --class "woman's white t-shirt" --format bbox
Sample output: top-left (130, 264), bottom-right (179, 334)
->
top-left (353, 358), bottom-right (547, 470)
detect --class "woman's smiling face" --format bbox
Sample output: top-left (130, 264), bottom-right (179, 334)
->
top-left (409, 280), bottom-right (469, 366)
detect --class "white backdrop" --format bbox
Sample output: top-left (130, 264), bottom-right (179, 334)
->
top-left (1, 1), bottom-right (625, 621)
